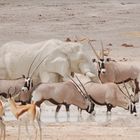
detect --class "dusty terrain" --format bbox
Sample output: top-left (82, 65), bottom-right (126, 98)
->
top-left (0, 0), bottom-right (140, 140)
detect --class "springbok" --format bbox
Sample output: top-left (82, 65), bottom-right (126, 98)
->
top-left (88, 41), bottom-right (140, 104)
top-left (6, 88), bottom-right (42, 140)
top-left (29, 80), bottom-right (95, 120)
top-left (0, 100), bottom-right (5, 140)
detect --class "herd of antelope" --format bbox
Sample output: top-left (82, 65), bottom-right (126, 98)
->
top-left (0, 39), bottom-right (140, 140)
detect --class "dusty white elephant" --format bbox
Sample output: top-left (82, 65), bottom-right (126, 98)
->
top-left (0, 39), bottom-right (98, 83)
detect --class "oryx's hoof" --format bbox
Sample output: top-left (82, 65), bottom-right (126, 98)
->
top-left (91, 110), bottom-right (96, 116)
top-left (133, 112), bottom-right (137, 117)
top-left (106, 111), bottom-right (111, 115)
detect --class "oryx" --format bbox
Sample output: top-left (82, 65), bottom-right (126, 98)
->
top-left (88, 41), bottom-right (140, 106)
top-left (0, 50), bottom-right (49, 104)
top-left (0, 75), bottom-right (33, 104)
top-left (84, 82), bottom-right (136, 114)
top-left (73, 75), bottom-right (136, 116)
top-left (29, 80), bottom-right (95, 120)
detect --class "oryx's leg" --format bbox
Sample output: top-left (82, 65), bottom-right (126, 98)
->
top-left (105, 104), bottom-right (112, 122)
top-left (134, 79), bottom-right (140, 94)
top-left (106, 103), bottom-right (113, 115)
top-left (77, 107), bottom-right (82, 116)
top-left (133, 79), bottom-right (140, 103)
top-left (55, 105), bottom-right (62, 121)
top-left (65, 104), bottom-right (70, 121)
top-left (130, 103), bottom-right (137, 116)
top-left (132, 103), bottom-right (137, 116)
top-left (77, 107), bottom-right (83, 122)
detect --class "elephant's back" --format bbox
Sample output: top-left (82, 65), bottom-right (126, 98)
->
top-left (0, 41), bottom-right (46, 53)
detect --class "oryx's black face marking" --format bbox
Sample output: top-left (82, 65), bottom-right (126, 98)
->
top-left (86, 102), bottom-right (95, 114)
top-left (92, 58), bottom-right (107, 74)
top-left (97, 59), bottom-right (106, 74)
top-left (23, 77), bottom-right (33, 91)
top-left (0, 92), bottom-right (8, 98)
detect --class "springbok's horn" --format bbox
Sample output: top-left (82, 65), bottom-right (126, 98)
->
top-left (88, 40), bottom-right (100, 60)
top-left (100, 40), bottom-right (104, 59)
top-left (30, 54), bottom-right (49, 78)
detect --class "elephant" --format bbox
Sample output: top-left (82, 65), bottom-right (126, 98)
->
top-left (0, 39), bottom-right (98, 84)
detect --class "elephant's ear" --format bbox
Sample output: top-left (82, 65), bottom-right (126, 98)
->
top-left (45, 55), bottom-right (71, 78)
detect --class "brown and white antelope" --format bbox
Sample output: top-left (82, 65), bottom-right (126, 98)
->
top-left (84, 82), bottom-right (135, 114)
top-left (6, 88), bottom-right (42, 140)
top-left (0, 75), bottom-right (33, 104)
top-left (73, 75), bottom-right (136, 117)
top-left (0, 100), bottom-right (5, 140)
top-left (30, 80), bottom-right (95, 120)
top-left (89, 41), bottom-right (140, 105)
top-left (0, 48), bottom-right (51, 105)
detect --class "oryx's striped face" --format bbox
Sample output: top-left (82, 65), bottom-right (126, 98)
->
top-left (92, 58), bottom-right (111, 75)
top-left (21, 77), bottom-right (33, 91)
top-left (97, 59), bottom-right (106, 74)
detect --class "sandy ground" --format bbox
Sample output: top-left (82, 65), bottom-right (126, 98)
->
top-left (0, 0), bottom-right (140, 140)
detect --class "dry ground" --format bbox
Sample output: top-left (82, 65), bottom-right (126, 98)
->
top-left (0, 0), bottom-right (140, 140)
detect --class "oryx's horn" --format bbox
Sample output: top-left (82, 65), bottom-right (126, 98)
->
top-left (100, 40), bottom-right (104, 59)
top-left (74, 36), bottom-right (87, 42)
top-left (123, 82), bottom-right (132, 100)
top-left (27, 51), bottom-right (42, 77)
top-left (30, 54), bottom-right (49, 78)
top-left (88, 40), bottom-right (100, 60)
top-left (75, 75), bottom-right (89, 98)
top-left (67, 75), bottom-right (86, 98)
top-left (7, 87), bottom-right (17, 98)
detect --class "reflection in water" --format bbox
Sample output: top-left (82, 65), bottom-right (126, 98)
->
top-left (3, 103), bottom-right (140, 125)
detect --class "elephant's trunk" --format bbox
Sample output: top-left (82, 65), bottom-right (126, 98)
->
top-left (79, 63), bottom-right (99, 83)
